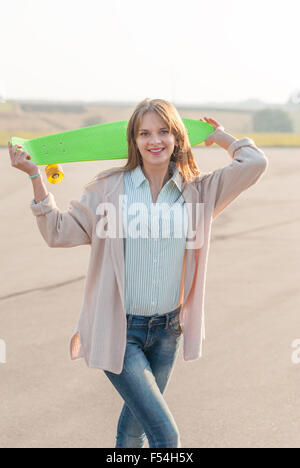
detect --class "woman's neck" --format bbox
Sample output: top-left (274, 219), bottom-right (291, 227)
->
top-left (141, 162), bottom-right (172, 191)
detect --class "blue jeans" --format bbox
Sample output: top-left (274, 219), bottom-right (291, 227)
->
top-left (104, 306), bottom-right (183, 448)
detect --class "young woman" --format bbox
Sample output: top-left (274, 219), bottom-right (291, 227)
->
top-left (8, 98), bottom-right (268, 448)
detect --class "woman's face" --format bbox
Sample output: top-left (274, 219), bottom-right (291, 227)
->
top-left (135, 112), bottom-right (177, 168)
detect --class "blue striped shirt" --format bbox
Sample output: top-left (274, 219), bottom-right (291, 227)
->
top-left (122, 161), bottom-right (188, 316)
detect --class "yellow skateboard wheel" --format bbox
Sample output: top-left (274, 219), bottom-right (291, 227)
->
top-left (45, 164), bottom-right (64, 184)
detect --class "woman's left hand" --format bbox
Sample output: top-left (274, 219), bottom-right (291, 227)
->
top-left (199, 116), bottom-right (225, 146)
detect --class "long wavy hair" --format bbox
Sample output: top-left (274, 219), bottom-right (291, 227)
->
top-left (84, 98), bottom-right (205, 191)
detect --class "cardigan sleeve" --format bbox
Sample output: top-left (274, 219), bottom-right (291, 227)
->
top-left (199, 137), bottom-right (269, 220)
top-left (30, 189), bottom-right (95, 248)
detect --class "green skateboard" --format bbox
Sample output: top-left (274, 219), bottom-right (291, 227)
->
top-left (11, 118), bottom-right (214, 184)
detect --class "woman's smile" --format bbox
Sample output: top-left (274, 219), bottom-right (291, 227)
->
top-left (148, 148), bottom-right (165, 155)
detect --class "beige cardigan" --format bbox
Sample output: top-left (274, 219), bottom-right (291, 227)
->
top-left (30, 137), bottom-right (268, 374)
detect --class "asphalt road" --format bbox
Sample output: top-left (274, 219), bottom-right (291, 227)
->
top-left (1, 146), bottom-right (299, 448)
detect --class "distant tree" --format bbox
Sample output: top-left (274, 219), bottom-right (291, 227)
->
top-left (82, 116), bottom-right (103, 127)
top-left (253, 109), bottom-right (293, 132)
top-left (287, 90), bottom-right (300, 107)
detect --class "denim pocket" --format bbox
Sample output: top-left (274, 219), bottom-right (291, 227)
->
top-left (168, 314), bottom-right (183, 338)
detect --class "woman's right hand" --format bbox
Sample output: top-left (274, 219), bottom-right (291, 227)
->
top-left (8, 140), bottom-right (40, 176)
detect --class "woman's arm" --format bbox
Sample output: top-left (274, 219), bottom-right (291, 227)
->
top-left (198, 117), bottom-right (269, 220)
top-left (30, 187), bottom-right (95, 248)
top-left (212, 139), bottom-right (268, 220)
top-left (29, 168), bottom-right (49, 203)
top-left (8, 140), bottom-right (95, 248)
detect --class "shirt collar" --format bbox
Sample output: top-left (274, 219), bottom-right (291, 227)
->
top-left (130, 161), bottom-right (183, 191)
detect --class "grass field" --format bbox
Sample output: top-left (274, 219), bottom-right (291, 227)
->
top-left (0, 102), bottom-right (14, 112)
top-left (231, 133), bottom-right (300, 147)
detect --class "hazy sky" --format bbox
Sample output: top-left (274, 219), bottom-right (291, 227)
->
top-left (1, 0), bottom-right (299, 105)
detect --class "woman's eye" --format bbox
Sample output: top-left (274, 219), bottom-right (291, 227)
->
top-left (140, 131), bottom-right (168, 136)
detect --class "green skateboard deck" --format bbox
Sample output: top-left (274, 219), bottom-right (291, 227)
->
top-left (11, 118), bottom-right (214, 166)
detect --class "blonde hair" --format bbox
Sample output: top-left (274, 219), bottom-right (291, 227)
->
top-left (84, 98), bottom-right (205, 191)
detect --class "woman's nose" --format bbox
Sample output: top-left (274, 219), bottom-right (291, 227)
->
top-left (149, 135), bottom-right (162, 144)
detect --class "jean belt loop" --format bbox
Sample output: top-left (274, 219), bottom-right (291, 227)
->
top-left (165, 312), bottom-right (169, 330)
top-left (127, 314), bottom-right (132, 330)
